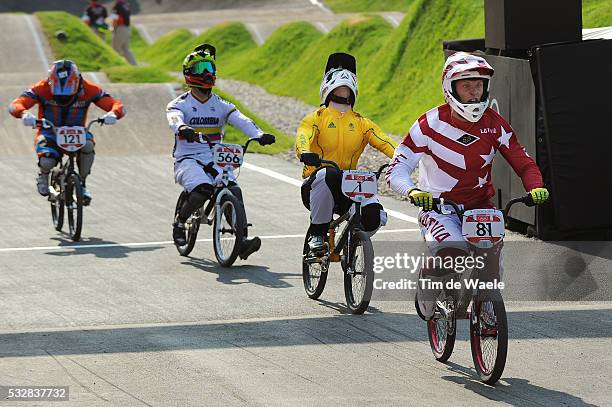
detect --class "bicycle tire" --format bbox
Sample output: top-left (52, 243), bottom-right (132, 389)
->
top-left (66, 172), bottom-right (83, 241)
top-left (470, 289), bottom-right (508, 385)
top-left (213, 192), bottom-right (246, 267)
top-left (174, 191), bottom-right (202, 257)
top-left (49, 168), bottom-right (64, 231)
top-left (302, 231), bottom-right (329, 299)
top-left (343, 230), bottom-right (374, 314)
top-left (427, 306), bottom-right (457, 362)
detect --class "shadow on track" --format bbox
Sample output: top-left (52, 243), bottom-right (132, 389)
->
top-left (442, 362), bottom-right (598, 406)
top-left (181, 257), bottom-right (298, 288)
top-left (44, 237), bottom-right (164, 259)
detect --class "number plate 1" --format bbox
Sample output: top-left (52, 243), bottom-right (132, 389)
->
top-left (214, 144), bottom-right (243, 168)
top-left (341, 170), bottom-right (377, 202)
top-left (57, 126), bottom-right (86, 152)
top-left (462, 209), bottom-right (505, 246)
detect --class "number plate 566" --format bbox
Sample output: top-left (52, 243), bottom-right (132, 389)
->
top-left (214, 144), bottom-right (243, 168)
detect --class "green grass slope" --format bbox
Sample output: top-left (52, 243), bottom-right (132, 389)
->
top-left (36, 11), bottom-right (126, 71)
top-left (102, 66), bottom-right (175, 83)
top-left (326, 0), bottom-right (414, 13)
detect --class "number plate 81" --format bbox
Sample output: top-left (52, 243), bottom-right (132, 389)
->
top-left (461, 208), bottom-right (505, 246)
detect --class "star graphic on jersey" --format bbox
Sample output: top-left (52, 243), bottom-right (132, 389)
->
top-left (480, 147), bottom-right (496, 168)
top-left (474, 172), bottom-right (489, 189)
top-left (497, 127), bottom-right (512, 149)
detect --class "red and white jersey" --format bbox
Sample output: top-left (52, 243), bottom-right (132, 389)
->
top-left (386, 104), bottom-right (543, 209)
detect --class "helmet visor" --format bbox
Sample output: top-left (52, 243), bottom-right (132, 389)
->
top-left (189, 60), bottom-right (216, 75)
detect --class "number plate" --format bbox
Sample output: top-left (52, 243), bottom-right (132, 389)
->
top-left (213, 144), bottom-right (243, 168)
top-left (462, 209), bottom-right (505, 246)
top-left (57, 126), bottom-right (86, 152)
top-left (341, 170), bottom-right (377, 202)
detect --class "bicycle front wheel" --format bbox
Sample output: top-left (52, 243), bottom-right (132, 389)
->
top-left (342, 230), bottom-right (374, 314)
top-left (213, 192), bottom-right (246, 267)
top-left (426, 295), bottom-right (457, 362)
top-left (49, 168), bottom-right (64, 231)
top-left (65, 173), bottom-right (83, 241)
top-left (470, 290), bottom-right (508, 385)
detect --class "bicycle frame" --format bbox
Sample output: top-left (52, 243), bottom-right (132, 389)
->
top-left (430, 195), bottom-right (535, 319)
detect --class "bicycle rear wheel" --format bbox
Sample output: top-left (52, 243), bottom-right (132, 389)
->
top-left (65, 173), bottom-right (83, 241)
top-left (174, 191), bottom-right (203, 257)
top-left (302, 230), bottom-right (329, 299)
top-left (213, 192), bottom-right (246, 267)
top-left (470, 290), bottom-right (508, 385)
top-left (342, 230), bottom-right (374, 314)
top-left (49, 168), bottom-right (64, 231)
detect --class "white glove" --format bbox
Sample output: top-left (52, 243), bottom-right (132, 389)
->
top-left (21, 111), bottom-right (36, 127)
top-left (102, 112), bottom-right (117, 125)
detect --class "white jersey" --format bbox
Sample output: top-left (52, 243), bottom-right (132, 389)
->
top-left (166, 91), bottom-right (263, 161)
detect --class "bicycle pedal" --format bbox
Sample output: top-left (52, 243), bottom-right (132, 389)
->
top-left (246, 223), bottom-right (253, 227)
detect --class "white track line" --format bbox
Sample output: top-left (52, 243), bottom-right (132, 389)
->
top-left (309, 0), bottom-right (333, 14)
top-left (135, 23), bottom-right (154, 44)
top-left (315, 22), bottom-right (330, 34)
top-left (242, 161), bottom-right (418, 224)
top-left (246, 23), bottom-right (265, 45)
top-left (0, 229), bottom-right (419, 253)
top-left (25, 15), bottom-right (49, 70)
top-left (383, 14), bottom-right (401, 28)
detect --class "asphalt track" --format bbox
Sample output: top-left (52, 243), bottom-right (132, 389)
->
top-left (1, 12), bottom-right (612, 407)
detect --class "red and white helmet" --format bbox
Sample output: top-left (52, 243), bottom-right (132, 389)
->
top-left (320, 68), bottom-right (358, 106)
top-left (442, 52), bottom-right (494, 122)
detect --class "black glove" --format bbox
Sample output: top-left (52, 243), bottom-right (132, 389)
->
top-left (178, 125), bottom-right (198, 143)
top-left (300, 152), bottom-right (321, 167)
top-left (258, 133), bottom-right (275, 146)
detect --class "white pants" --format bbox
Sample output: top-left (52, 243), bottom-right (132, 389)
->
top-left (174, 158), bottom-right (236, 193)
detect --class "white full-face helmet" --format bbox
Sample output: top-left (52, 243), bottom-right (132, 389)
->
top-left (320, 67), bottom-right (357, 106)
top-left (442, 52), bottom-right (494, 122)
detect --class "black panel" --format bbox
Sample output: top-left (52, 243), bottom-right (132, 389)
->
top-left (485, 0), bottom-right (582, 50)
top-left (532, 39), bottom-right (612, 233)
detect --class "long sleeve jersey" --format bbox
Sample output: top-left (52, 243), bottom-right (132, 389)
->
top-left (9, 79), bottom-right (125, 136)
top-left (166, 91), bottom-right (263, 162)
top-left (385, 104), bottom-right (543, 209)
top-left (295, 106), bottom-right (397, 178)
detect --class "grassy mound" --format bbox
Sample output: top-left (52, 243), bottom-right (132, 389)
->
top-left (137, 23), bottom-right (256, 72)
top-left (326, 0), bottom-right (414, 13)
top-left (102, 66), bottom-right (175, 83)
top-left (36, 11), bottom-right (126, 71)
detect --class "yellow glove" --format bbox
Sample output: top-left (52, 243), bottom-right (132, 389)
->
top-left (529, 187), bottom-right (549, 204)
top-left (408, 188), bottom-right (433, 211)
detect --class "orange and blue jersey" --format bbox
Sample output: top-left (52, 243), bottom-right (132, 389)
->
top-left (9, 79), bottom-right (125, 157)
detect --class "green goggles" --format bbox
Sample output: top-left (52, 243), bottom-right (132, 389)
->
top-left (189, 60), bottom-right (216, 75)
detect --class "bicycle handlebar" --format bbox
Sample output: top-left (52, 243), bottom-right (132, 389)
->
top-left (431, 194), bottom-right (535, 221)
top-left (194, 132), bottom-right (266, 154)
top-left (318, 158), bottom-right (389, 180)
top-left (36, 118), bottom-right (104, 133)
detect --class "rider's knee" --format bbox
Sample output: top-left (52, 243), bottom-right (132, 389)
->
top-left (188, 183), bottom-right (214, 207)
top-left (38, 156), bottom-right (58, 172)
top-left (80, 140), bottom-right (95, 154)
top-left (323, 166), bottom-right (342, 191)
top-left (361, 203), bottom-right (384, 232)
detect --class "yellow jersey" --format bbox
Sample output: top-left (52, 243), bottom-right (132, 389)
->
top-left (295, 106), bottom-right (397, 178)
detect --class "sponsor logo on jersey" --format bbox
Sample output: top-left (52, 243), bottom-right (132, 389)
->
top-left (189, 117), bottom-right (220, 125)
top-left (328, 122), bottom-right (336, 129)
top-left (348, 122), bottom-right (355, 131)
top-left (480, 128), bottom-right (497, 134)
top-left (456, 133), bottom-right (479, 146)
top-left (192, 106), bottom-right (197, 112)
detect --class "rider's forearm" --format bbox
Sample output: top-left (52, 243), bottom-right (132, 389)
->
top-left (385, 144), bottom-right (418, 196)
top-left (227, 110), bottom-right (263, 139)
top-left (8, 96), bottom-right (35, 119)
top-left (166, 109), bottom-right (186, 135)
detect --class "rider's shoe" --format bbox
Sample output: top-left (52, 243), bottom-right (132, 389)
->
top-left (82, 186), bottom-right (92, 206)
top-left (308, 234), bottom-right (327, 256)
top-left (239, 236), bottom-right (261, 260)
top-left (36, 172), bottom-right (50, 196)
top-left (173, 221), bottom-right (187, 246)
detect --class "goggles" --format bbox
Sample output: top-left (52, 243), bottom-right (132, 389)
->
top-left (189, 60), bottom-right (216, 75)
